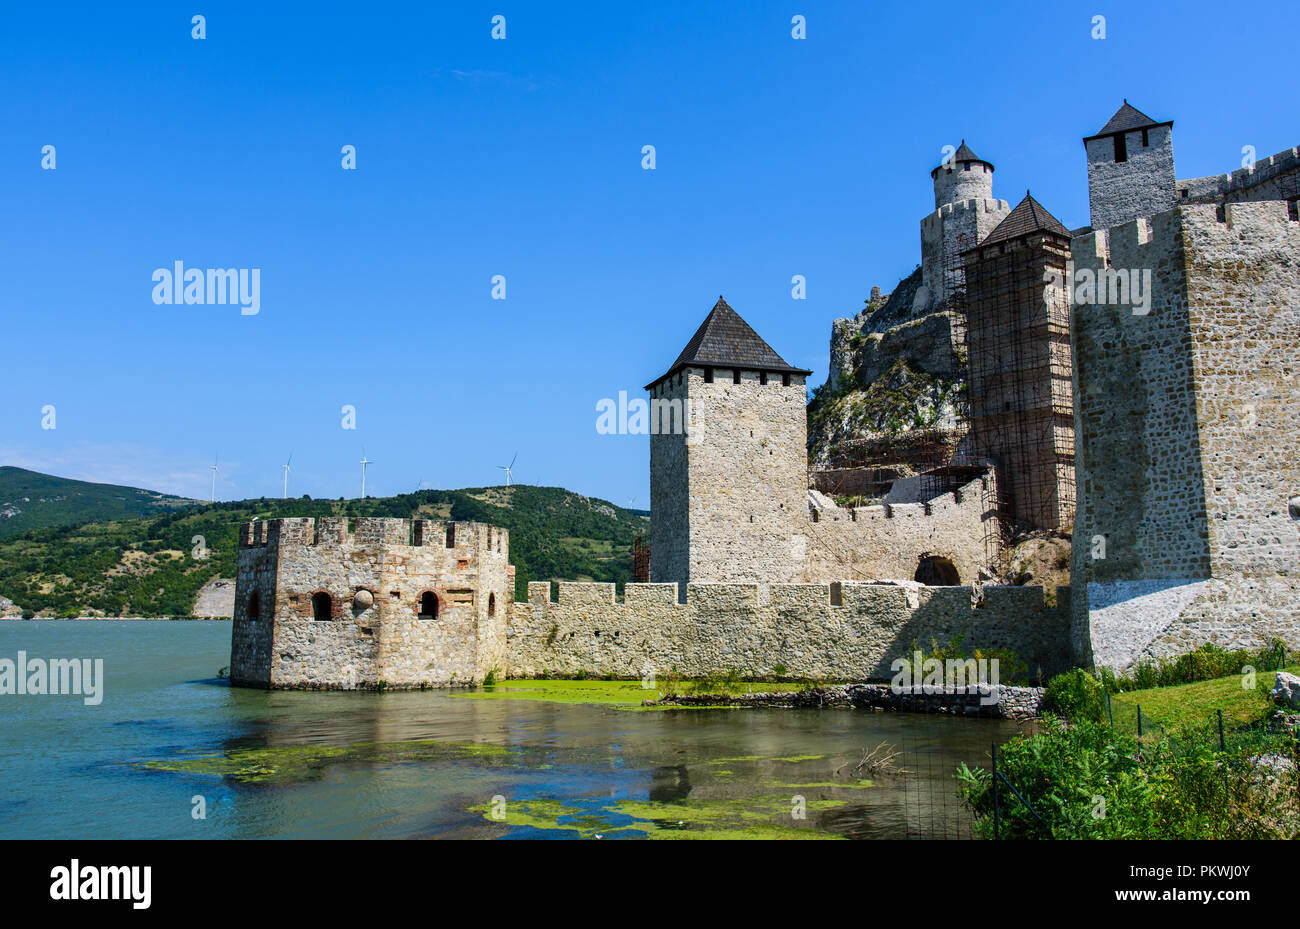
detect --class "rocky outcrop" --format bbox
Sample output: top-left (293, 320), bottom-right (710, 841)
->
top-left (1272, 671), bottom-right (1300, 710)
top-left (192, 578), bottom-right (235, 618)
top-left (810, 268), bottom-right (968, 472)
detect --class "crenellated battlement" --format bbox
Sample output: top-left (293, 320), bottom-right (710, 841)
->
top-left (921, 197), bottom-right (1010, 233)
top-left (507, 579), bottom-right (1071, 681)
top-left (1178, 144), bottom-right (1300, 201)
top-left (1074, 202), bottom-right (1300, 282)
top-left (238, 516), bottom-right (509, 559)
top-left (519, 576), bottom-right (1054, 611)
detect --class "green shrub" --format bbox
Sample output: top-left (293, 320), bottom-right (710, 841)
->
top-left (1043, 669), bottom-right (1107, 722)
top-left (956, 717), bottom-right (1299, 839)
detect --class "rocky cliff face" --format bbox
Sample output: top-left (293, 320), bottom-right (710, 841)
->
top-left (809, 268), bottom-right (968, 471)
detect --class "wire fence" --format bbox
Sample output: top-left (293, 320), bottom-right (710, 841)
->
top-left (981, 648), bottom-right (1299, 838)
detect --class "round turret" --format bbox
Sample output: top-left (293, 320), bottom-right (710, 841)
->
top-left (931, 140), bottom-right (995, 208)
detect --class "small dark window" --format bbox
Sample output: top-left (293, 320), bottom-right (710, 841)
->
top-left (1141, 128), bottom-right (1149, 147)
top-left (732, 370), bottom-right (741, 384)
top-left (1114, 133), bottom-right (1128, 163)
top-left (446, 525), bottom-right (455, 548)
top-left (246, 590), bottom-right (260, 622)
top-left (419, 591), bottom-right (439, 619)
top-left (963, 162), bottom-right (971, 171)
top-left (312, 592), bottom-right (332, 621)
top-left (782, 373), bottom-right (791, 387)
top-left (1288, 200), bottom-right (1299, 222)
top-left (1180, 189), bottom-right (1189, 199)
top-left (704, 368), bottom-right (714, 384)
top-left (760, 372), bottom-right (768, 385)
top-left (488, 593), bottom-right (496, 618)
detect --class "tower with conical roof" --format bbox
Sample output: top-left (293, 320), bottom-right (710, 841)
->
top-left (1084, 100), bottom-right (1175, 230)
top-left (919, 140), bottom-right (1010, 312)
top-left (645, 297), bottom-right (812, 587)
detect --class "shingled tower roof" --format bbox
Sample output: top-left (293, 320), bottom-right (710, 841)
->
top-left (978, 192), bottom-right (1072, 246)
top-left (930, 139), bottom-right (995, 177)
top-left (1084, 100), bottom-right (1172, 141)
top-left (646, 297), bottom-right (811, 390)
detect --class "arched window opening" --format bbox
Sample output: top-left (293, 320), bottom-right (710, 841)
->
top-left (312, 592), bottom-right (333, 621)
top-left (419, 591), bottom-right (439, 619)
top-left (246, 590), bottom-right (260, 622)
top-left (914, 556), bottom-right (960, 586)
top-left (488, 593), bottom-right (496, 618)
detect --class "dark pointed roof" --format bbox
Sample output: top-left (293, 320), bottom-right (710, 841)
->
top-left (931, 139), bottom-right (994, 177)
top-left (1084, 100), bottom-right (1172, 141)
top-left (978, 193), bottom-right (1072, 246)
top-left (645, 297), bottom-right (811, 390)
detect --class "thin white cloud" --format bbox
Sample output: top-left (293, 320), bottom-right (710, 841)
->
top-left (0, 442), bottom-right (239, 501)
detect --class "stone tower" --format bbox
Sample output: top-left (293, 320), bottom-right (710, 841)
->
top-left (964, 193), bottom-right (1076, 531)
top-left (919, 141), bottom-right (1011, 312)
top-left (1084, 101), bottom-right (1175, 230)
top-left (646, 297), bottom-right (812, 588)
top-left (1070, 201), bottom-right (1300, 669)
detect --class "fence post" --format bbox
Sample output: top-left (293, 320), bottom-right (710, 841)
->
top-left (1217, 709), bottom-right (1225, 752)
top-left (991, 742), bottom-right (999, 841)
top-left (1106, 690), bottom-right (1113, 727)
top-left (1137, 705), bottom-right (1143, 738)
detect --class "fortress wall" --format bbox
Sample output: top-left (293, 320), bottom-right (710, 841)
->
top-left (803, 474), bottom-right (996, 584)
top-left (1071, 202), bottom-right (1300, 668)
top-left (505, 580), bottom-right (1070, 683)
top-left (1178, 145), bottom-right (1300, 203)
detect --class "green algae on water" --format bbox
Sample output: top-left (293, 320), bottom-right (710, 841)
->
top-left (469, 793), bottom-right (850, 840)
top-left (139, 738), bottom-right (511, 785)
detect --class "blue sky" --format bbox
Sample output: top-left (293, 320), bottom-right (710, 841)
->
top-left (1, 1), bottom-right (1294, 506)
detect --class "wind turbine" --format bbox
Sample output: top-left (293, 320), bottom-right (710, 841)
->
top-left (281, 453), bottom-right (292, 499)
top-left (498, 452), bottom-right (517, 488)
top-left (360, 451), bottom-right (373, 499)
top-left (209, 454), bottom-right (219, 503)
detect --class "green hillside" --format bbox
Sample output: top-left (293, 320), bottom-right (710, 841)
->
top-left (0, 480), bottom-right (650, 618)
top-left (0, 466), bottom-right (195, 538)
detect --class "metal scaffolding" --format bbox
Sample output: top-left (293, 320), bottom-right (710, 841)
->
top-left (964, 228), bottom-right (1076, 536)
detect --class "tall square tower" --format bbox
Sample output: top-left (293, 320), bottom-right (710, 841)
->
top-left (1085, 101), bottom-right (1176, 230)
top-left (646, 298), bottom-right (811, 586)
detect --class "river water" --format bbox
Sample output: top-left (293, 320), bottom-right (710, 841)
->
top-left (0, 621), bottom-right (1024, 839)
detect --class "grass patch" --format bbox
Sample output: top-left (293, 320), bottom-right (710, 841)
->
top-left (451, 678), bottom-right (825, 710)
top-left (1111, 663), bottom-right (1300, 735)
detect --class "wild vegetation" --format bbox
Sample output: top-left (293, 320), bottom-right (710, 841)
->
top-left (0, 466), bottom-right (192, 538)
top-left (958, 641), bottom-right (1299, 838)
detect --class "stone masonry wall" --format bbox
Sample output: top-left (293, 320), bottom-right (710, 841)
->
top-left (1178, 145), bottom-right (1300, 205)
top-left (231, 517), bottom-right (512, 689)
top-left (651, 366), bottom-right (809, 586)
top-left (1071, 201), bottom-right (1300, 668)
top-left (920, 197), bottom-right (1010, 311)
top-left (1086, 124), bottom-right (1176, 230)
top-left (803, 473), bottom-right (996, 585)
top-left (506, 580), bottom-right (1071, 683)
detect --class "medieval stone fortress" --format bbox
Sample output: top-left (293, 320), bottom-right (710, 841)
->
top-left (230, 102), bottom-right (1299, 691)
